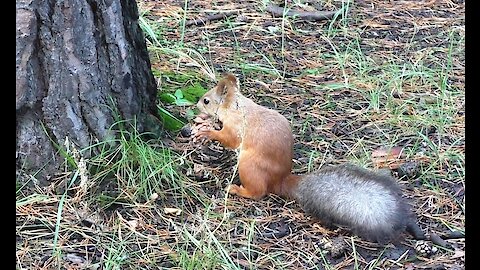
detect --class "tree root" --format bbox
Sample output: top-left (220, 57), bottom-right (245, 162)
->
top-left (185, 3), bottom-right (339, 27)
top-left (266, 4), bottom-right (338, 21)
top-left (185, 11), bottom-right (239, 26)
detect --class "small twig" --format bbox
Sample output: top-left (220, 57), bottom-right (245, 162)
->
top-left (185, 11), bottom-right (239, 26)
top-left (266, 4), bottom-right (338, 21)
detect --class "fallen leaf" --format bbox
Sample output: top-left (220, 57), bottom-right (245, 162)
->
top-left (371, 146), bottom-right (404, 169)
top-left (126, 219), bottom-right (139, 230)
top-left (149, 192), bottom-right (159, 201)
top-left (116, 212), bottom-right (140, 230)
top-left (450, 249), bottom-right (465, 259)
top-left (164, 207), bottom-right (182, 215)
top-left (65, 253), bottom-right (86, 264)
top-left (361, 20), bottom-right (390, 29)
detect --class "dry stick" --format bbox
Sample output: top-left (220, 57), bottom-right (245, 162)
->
top-left (266, 4), bottom-right (338, 21)
top-left (185, 11), bottom-right (239, 26)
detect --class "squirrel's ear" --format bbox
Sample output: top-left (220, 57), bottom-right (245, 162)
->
top-left (216, 73), bottom-right (239, 96)
top-left (224, 73), bottom-right (238, 87)
top-left (215, 80), bottom-right (228, 96)
top-left (224, 73), bottom-right (240, 90)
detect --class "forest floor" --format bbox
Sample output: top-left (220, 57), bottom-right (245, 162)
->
top-left (16, 0), bottom-right (465, 269)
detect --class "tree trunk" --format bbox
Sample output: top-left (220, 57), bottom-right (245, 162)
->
top-left (16, 0), bottom-right (158, 181)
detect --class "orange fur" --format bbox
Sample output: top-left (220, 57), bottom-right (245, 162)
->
top-left (196, 73), bottom-right (299, 200)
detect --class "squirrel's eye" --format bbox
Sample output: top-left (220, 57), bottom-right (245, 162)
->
top-left (203, 98), bottom-right (210, 105)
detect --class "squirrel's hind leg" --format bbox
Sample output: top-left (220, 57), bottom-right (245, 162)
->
top-left (226, 161), bottom-right (270, 200)
top-left (226, 184), bottom-right (265, 200)
top-left (226, 184), bottom-right (263, 200)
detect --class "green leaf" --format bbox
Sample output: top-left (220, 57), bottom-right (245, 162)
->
top-left (159, 93), bottom-right (177, 104)
top-left (175, 99), bottom-right (194, 106)
top-left (181, 83), bottom-right (208, 103)
top-left (185, 109), bottom-right (196, 120)
top-left (174, 89), bottom-right (184, 99)
top-left (157, 105), bottom-right (186, 131)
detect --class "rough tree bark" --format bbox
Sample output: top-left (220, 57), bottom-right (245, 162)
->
top-left (16, 0), bottom-right (158, 181)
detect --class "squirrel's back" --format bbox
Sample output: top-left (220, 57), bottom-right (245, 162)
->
top-left (293, 164), bottom-right (411, 242)
top-left (239, 96), bottom-right (293, 151)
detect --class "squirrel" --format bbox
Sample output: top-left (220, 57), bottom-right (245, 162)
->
top-left (191, 73), bottom-right (426, 243)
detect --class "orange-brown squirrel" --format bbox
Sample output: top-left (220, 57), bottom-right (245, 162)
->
top-left (191, 73), bottom-right (426, 243)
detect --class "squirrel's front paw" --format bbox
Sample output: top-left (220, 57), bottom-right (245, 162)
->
top-left (192, 129), bottom-right (212, 143)
top-left (191, 121), bottom-right (214, 143)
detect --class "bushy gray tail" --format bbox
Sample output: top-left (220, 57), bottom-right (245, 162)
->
top-left (293, 164), bottom-right (413, 243)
